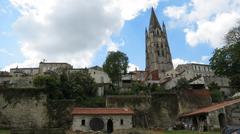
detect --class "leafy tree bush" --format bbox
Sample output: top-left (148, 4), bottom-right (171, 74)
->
top-left (175, 78), bottom-right (190, 91)
top-left (103, 51), bottom-right (128, 88)
top-left (210, 23), bottom-right (240, 92)
top-left (33, 74), bottom-right (63, 99)
top-left (33, 70), bottom-right (97, 100)
top-left (208, 82), bottom-right (224, 102)
top-left (130, 82), bottom-right (165, 95)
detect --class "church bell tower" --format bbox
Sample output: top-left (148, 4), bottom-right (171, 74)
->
top-left (145, 8), bottom-right (173, 80)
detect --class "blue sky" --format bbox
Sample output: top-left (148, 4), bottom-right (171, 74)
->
top-left (0, 0), bottom-right (240, 71)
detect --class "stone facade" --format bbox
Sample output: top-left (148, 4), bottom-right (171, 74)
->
top-left (0, 71), bottom-right (11, 87)
top-left (168, 63), bottom-right (231, 95)
top-left (145, 8), bottom-right (173, 80)
top-left (72, 115), bottom-right (133, 132)
top-left (175, 63), bottom-right (214, 79)
top-left (71, 108), bottom-right (134, 132)
top-left (10, 68), bottom-right (39, 76)
top-left (39, 62), bottom-right (73, 74)
top-left (181, 98), bottom-right (240, 130)
top-left (0, 63), bottom-right (111, 96)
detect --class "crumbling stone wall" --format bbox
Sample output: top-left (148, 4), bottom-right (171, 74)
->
top-left (0, 88), bottom-right (75, 129)
top-left (106, 92), bottom-right (211, 129)
top-left (225, 102), bottom-right (240, 125)
top-left (178, 90), bottom-right (212, 114)
top-left (0, 88), bottom-right (49, 128)
top-left (106, 95), bottom-right (151, 127)
top-left (148, 93), bottom-right (179, 128)
top-left (48, 99), bottom-right (75, 129)
top-left (106, 94), bottom-right (178, 128)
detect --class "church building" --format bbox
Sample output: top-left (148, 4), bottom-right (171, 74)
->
top-left (145, 8), bottom-right (173, 80)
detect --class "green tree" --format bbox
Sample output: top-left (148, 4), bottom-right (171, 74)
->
top-left (210, 24), bottom-right (240, 92)
top-left (67, 71), bottom-right (97, 101)
top-left (131, 82), bottom-right (147, 94)
top-left (103, 51), bottom-right (128, 87)
top-left (208, 82), bottom-right (224, 102)
top-left (33, 74), bottom-right (63, 99)
top-left (175, 78), bottom-right (190, 91)
top-left (33, 70), bottom-right (97, 100)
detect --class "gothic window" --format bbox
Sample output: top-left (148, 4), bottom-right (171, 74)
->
top-left (158, 56), bottom-right (161, 63)
top-left (151, 49), bottom-right (155, 63)
top-left (162, 50), bottom-right (164, 57)
top-left (157, 50), bottom-right (160, 56)
top-left (156, 30), bottom-right (160, 35)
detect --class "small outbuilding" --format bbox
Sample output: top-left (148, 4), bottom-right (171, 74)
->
top-left (71, 107), bottom-right (134, 133)
top-left (180, 98), bottom-right (240, 131)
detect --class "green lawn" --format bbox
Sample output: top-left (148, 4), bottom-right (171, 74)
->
top-left (163, 130), bottom-right (220, 134)
top-left (0, 130), bottom-right (10, 134)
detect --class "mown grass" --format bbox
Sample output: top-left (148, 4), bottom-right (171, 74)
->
top-left (163, 130), bottom-right (220, 134)
top-left (113, 128), bottom-right (220, 134)
top-left (0, 130), bottom-right (10, 134)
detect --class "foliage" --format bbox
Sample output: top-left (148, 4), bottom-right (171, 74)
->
top-left (210, 24), bottom-right (240, 91)
top-left (208, 82), bottom-right (224, 102)
top-left (77, 97), bottom-right (105, 107)
top-left (131, 82), bottom-right (165, 95)
top-left (175, 78), bottom-right (190, 91)
top-left (33, 70), bottom-right (97, 100)
top-left (0, 88), bottom-right (46, 103)
top-left (131, 82), bottom-right (147, 94)
top-left (33, 74), bottom-right (63, 99)
top-left (103, 51), bottom-right (128, 87)
top-left (33, 74), bottom-right (59, 89)
top-left (149, 83), bottom-right (166, 93)
top-left (225, 21), bottom-right (240, 45)
top-left (66, 71), bottom-right (97, 102)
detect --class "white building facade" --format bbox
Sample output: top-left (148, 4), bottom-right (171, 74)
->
top-left (71, 108), bottom-right (134, 133)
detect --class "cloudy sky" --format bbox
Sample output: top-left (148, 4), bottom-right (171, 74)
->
top-left (0, 0), bottom-right (240, 71)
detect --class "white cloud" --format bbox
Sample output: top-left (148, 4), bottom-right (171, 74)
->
top-left (164, 0), bottom-right (240, 48)
top-left (201, 55), bottom-right (210, 62)
top-left (5, 0), bottom-right (159, 70)
top-left (172, 58), bottom-right (203, 69)
top-left (128, 63), bottom-right (140, 72)
top-left (172, 58), bottom-right (189, 69)
top-left (163, 5), bottom-right (187, 20)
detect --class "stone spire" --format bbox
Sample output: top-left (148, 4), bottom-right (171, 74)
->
top-left (162, 21), bottom-right (167, 35)
top-left (149, 8), bottom-right (161, 31)
top-left (145, 8), bottom-right (173, 80)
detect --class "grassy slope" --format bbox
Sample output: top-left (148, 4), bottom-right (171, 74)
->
top-left (0, 130), bottom-right (10, 134)
top-left (163, 130), bottom-right (220, 134)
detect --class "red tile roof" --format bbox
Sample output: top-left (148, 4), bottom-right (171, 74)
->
top-left (182, 98), bottom-right (240, 117)
top-left (72, 108), bottom-right (134, 115)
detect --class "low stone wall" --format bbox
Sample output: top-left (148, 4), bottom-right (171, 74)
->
top-left (0, 88), bottom-right (49, 128)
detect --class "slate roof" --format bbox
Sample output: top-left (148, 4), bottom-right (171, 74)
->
top-left (72, 108), bottom-right (134, 115)
top-left (182, 98), bottom-right (240, 117)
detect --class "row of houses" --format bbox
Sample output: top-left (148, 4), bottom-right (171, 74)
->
top-left (0, 62), bottom-right (111, 96)
top-left (0, 62), bottom-right (231, 97)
